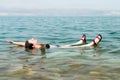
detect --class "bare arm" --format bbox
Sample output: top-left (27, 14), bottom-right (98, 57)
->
top-left (6, 40), bottom-right (25, 47)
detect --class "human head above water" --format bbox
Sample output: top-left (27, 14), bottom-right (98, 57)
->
top-left (25, 38), bottom-right (50, 49)
top-left (25, 40), bottom-right (34, 49)
top-left (25, 38), bottom-right (37, 49)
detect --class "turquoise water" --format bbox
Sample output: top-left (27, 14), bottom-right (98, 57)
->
top-left (0, 16), bottom-right (120, 80)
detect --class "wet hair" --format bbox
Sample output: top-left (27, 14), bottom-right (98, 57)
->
top-left (25, 40), bottom-right (33, 49)
top-left (45, 44), bottom-right (50, 49)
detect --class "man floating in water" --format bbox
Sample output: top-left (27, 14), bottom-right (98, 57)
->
top-left (6, 34), bottom-right (102, 50)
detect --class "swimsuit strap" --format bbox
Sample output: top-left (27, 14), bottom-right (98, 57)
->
top-left (96, 36), bottom-right (101, 40)
top-left (81, 37), bottom-right (86, 44)
top-left (93, 34), bottom-right (102, 46)
top-left (96, 34), bottom-right (102, 42)
top-left (81, 38), bottom-right (85, 43)
top-left (81, 34), bottom-right (86, 44)
top-left (93, 40), bottom-right (97, 46)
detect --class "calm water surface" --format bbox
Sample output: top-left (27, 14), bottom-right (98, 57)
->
top-left (0, 16), bottom-right (120, 80)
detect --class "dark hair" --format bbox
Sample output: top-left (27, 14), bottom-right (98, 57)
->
top-left (25, 40), bottom-right (33, 49)
top-left (46, 44), bottom-right (50, 49)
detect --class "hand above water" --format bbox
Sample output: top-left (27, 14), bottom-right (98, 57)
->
top-left (6, 40), bottom-right (14, 44)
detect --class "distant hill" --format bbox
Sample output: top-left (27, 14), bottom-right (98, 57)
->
top-left (0, 8), bottom-right (120, 16)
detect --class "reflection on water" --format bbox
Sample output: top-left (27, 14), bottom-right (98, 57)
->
top-left (0, 46), bottom-right (120, 80)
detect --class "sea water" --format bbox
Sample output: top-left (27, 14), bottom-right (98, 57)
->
top-left (0, 16), bottom-right (120, 80)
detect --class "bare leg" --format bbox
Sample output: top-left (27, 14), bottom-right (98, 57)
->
top-left (60, 34), bottom-right (86, 48)
top-left (71, 34), bottom-right (86, 45)
top-left (77, 34), bottom-right (102, 47)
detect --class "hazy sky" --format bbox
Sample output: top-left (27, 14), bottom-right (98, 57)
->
top-left (0, 0), bottom-right (120, 10)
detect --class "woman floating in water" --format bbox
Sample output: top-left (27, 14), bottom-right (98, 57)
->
top-left (6, 34), bottom-right (102, 50)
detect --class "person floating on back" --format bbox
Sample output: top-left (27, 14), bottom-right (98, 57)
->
top-left (6, 34), bottom-right (102, 50)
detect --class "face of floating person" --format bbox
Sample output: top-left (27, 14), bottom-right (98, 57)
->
top-left (28, 38), bottom-right (37, 45)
